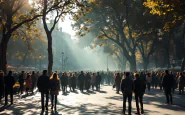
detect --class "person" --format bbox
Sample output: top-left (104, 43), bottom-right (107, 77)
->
top-left (146, 73), bottom-right (152, 91)
top-left (78, 71), bottom-right (85, 92)
top-left (4, 71), bottom-right (15, 105)
top-left (50, 72), bottom-right (60, 111)
top-left (134, 73), bottom-right (146, 114)
top-left (0, 71), bottom-right (5, 103)
top-left (68, 73), bottom-right (72, 91)
top-left (115, 72), bottom-right (122, 94)
top-left (31, 71), bottom-right (37, 94)
top-left (178, 72), bottom-right (185, 95)
top-left (37, 70), bottom-right (50, 111)
top-left (60, 72), bottom-right (66, 93)
top-left (121, 72), bottom-right (134, 115)
top-left (85, 72), bottom-right (91, 92)
top-left (96, 72), bottom-right (101, 91)
top-left (91, 73), bottom-right (96, 90)
top-left (71, 73), bottom-right (76, 92)
top-left (162, 70), bottom-right (173, 104)
top-left (26, 74), bottom-right (32, 96)
top-left (18, 71), bottom-right (25, 94)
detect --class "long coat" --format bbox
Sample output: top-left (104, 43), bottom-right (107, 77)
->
top-left (50, 79), bottom-right (60, 95)
top-left (0, 76), bottom-right (4, 94)
top-left (37, 74), bottom-right (50, 93)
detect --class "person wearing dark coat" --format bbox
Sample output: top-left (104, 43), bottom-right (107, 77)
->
top-left (96, 72), bottom-right (101, 91)
top-left (121, 72), bottom-right (134, 115)
top-left (0, 71), bottom-right (5, 103)
top-left (71, 73), bottom-right (77, 92)
top-left (162, 70), bottom-right (173, 104)
top-left (134, 73), bottom-right (146, 114)
top-left (18, 71), bottom-right (25, 94)
top-left (78, 71), bottom-right (85, 92)
top-left (85, 72), bottom-right (91, 92)
top-left (115, 72), bottom-right (122, 94)
top-left (37, 70), bottom-right (50, 111)
top-left (4, 71), bottom-right (15, 105)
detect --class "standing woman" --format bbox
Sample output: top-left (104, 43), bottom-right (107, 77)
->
top-left (146, 73), bottom-right (152, 91)
top-left (0, 71), bottom-right (5, 103)
top-left (26, 74), bottom-right (32, 96)
top-left (50, 72), bottom-right (60, 111)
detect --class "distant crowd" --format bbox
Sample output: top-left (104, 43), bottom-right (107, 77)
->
top-left (0, 69), bottom-right (185, 114)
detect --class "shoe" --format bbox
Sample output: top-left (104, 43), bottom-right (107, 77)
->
top-left (51, 105), bottom-right (53, 110)
top-left (141, 110), bottom-right (144, 114)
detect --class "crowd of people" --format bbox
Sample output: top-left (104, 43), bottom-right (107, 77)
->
top-left (0, 69), bottom-right (185, 114)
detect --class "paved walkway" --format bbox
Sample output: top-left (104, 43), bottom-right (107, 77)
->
top-left (0, 86), bottom-right (185, 115)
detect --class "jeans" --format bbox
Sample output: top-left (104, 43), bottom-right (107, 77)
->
top-left (116, 84), bottom-right (120, 93)
top-left (41, 92), bottom-right (49, 111)
top-left (123, 92), bottom-right (132, 115)
top-left (5, 90), bottom-right (13, 104)
top-left (135, 93), bottom-right (144, 113)
top-left (147, 83), bottom-right (151, 91)
top-left (51, 95), bottom-right (57, 108)
top-left (164, 88), bottom-right (172, 103)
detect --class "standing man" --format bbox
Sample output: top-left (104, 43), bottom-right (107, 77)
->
top-left (18, 71), bottom-right (25, 94)
top-left (37, 70), bottom-right (50, 111)
top-left (121, 72), bottom-right (134, 115)
top-left (78, 71), bottom-right (85, 92)
top-left (162, 70), bottom-right (173, 104)
top-left (96, 72), bottom-right (101, 91)
top-left (134, 73), bottom-right (146, 114)
top-left (4, 71), bottom-right (15, 105)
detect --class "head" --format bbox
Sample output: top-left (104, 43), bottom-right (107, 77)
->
top-left (0, 71), bottom-right (4, 77)
top-left (22, 71), bottom-right (24, 74)
top-left (134, 73), bottom-right (139, 79)
top-left (97, 72), bottom-right (99, 75)
top-left (8, 71), bottom-right (13, 76)
top-left (81, 71), bottom-right (83, 74)
top-left (165, 70), bottom-right (169, 75)
top-left (126, 72), bottom-right (130, 77)
top-left (43, 70), bottom-right (47, 75)
top-left (27, 74), bottom-right (31, 79)
top-left (50, 72), bottom-right (59, 80)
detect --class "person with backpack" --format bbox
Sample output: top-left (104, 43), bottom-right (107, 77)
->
top-left (50, 72), bottom-right (60, 111)
top-left (121, 72), bottom-right (134, 115)
top-left (37, 70), bottom-right (50, 111)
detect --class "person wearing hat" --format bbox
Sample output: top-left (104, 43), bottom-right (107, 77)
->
top-left (121, 72), bottom-right (134, 115)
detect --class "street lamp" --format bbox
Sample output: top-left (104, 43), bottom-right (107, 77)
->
top-left (61, 52), bottom-right (64, 71)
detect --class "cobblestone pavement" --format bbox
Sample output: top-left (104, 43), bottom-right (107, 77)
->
top-left (0, 86), bottom-right (185, 115)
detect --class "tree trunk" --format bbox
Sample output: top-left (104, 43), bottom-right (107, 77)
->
top-left (143, 58), bottom-right (149, 71)
top-left (181, 53), bottom-right (185, 72)
top-left (0, 41), bottom-right (8, 74)
top-left (47, 33), bottom-right (53, 75)
top-left (128, 55), bottom-right (136, 72)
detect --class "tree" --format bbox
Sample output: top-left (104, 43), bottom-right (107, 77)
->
top-left (38, 0), bottom-right (87, 74)
top-left (0, 0), bottom-right (42, 73)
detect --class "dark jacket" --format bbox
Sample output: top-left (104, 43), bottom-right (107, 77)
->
top-left (96, 75), bottom-right (101, 83)
top-left (18, 74), bottom-right (24, 84)
top-left (115, 75), bottom-right (121, 85)
top-left (134, 77), bottom-right (146, 95)
top-left (162, 74), bottom-right (173, 89)
top-left (60, 75), bottom-right (68, 86)
top-left (121, 77), bottom-right (134, 94)
top-left (0, 76), bottom-right (5, 93)
top-left (71, 77), bottom-right (76, 88)
top-left (37, 74), bottom-right (50, 93)
top-left (78, 73), bottom-right (85, 84)
top-left (4, 75), bottom-right (15, 92)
